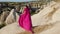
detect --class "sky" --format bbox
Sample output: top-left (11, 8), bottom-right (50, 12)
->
top-left (0, 0), bottom-right (37, 2)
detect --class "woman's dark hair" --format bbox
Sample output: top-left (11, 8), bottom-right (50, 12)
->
top-left (25, 5), bottom-right (31, 10)
top-left (26, 5), bottom-right (29, 8)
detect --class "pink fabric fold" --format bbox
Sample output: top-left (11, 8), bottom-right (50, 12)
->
top-left (18, 6), bottom-right (33, 34)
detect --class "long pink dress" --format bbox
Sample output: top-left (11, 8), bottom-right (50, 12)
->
top-left (18, 6), bottom-right (33, 33)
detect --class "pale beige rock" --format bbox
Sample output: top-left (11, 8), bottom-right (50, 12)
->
top-left (0, 23), bottom-right (25, 34)
top-left (5, 9), bottom-right (19, 25)
top-left (31, 1), bottom-right (57, 26)
top-left (52, 8), bottom-right (60, 22)
top-left (0, 11), bottom-right (9, 25)
top-left (39, 21), bottom-right (60, 34)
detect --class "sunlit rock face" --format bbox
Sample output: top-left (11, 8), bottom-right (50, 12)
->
top-left (0, 11), bottom-right (9, 25)
top-left (5, 9), bottom-right (19, 25)
top-left (52, 8), bottom-right (60, 22)
top-left (0, 23), bottom-right (25, 34)
top-left (39, 21), bottom-right (60, 34)
top-left (31, 1), bottom-right (57, 26)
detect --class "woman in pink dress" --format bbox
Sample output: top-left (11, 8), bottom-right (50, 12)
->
top-left (18, 5), bottom-right (34, 34)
